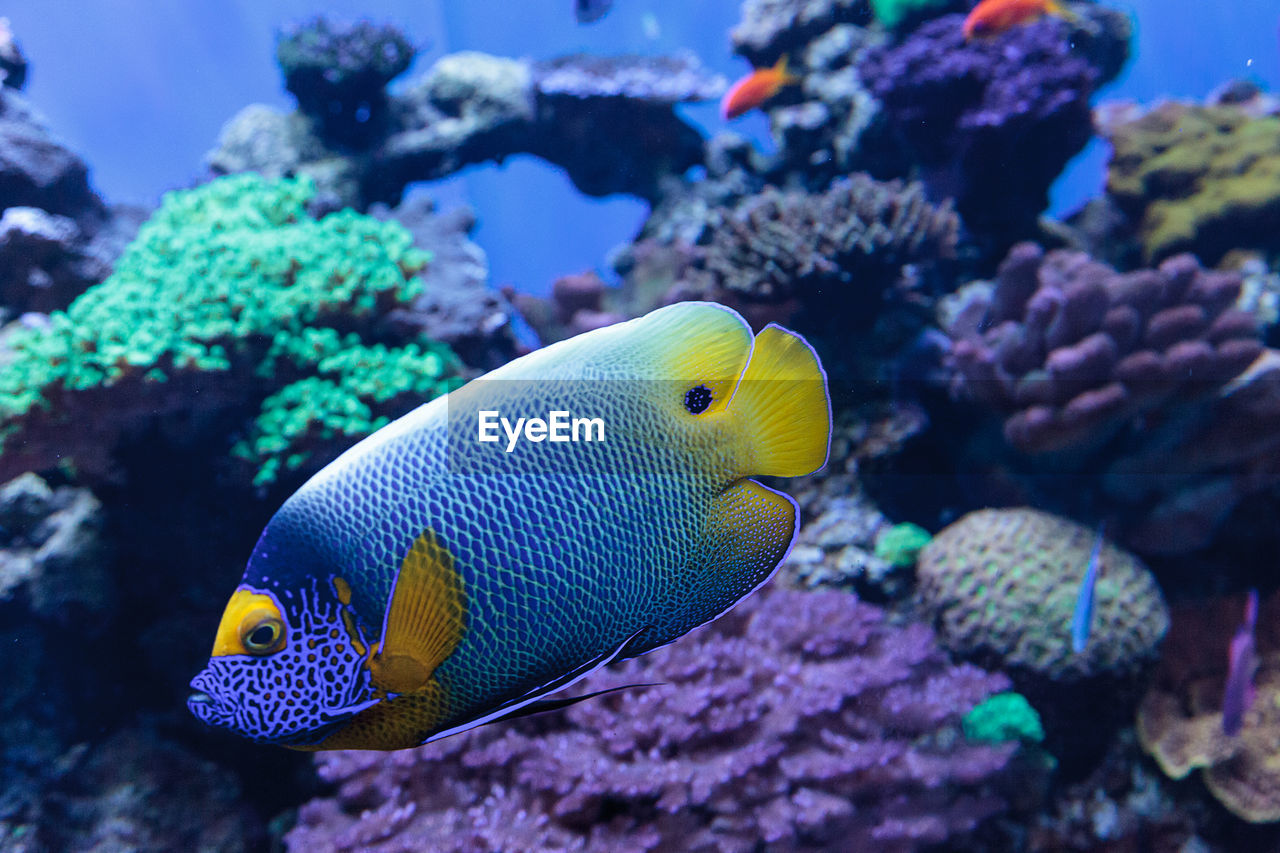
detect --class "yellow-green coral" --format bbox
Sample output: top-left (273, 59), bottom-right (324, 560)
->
top-left (1105, 102), bottom-right (1280, 263)
top-left (0, 173), bottom-right (458, 484)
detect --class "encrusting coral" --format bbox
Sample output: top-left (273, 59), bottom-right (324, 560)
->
top-left (1103, 100), bottom-right (1280, 264)
top-left (917, 507), bottom-right (1168, 681)
top-left (1137, 590), bottom-right (1280, 823)
top-left (0, 173), bottom-right (459, 487)
top-left (286, 588), bottom-right (1035, 853)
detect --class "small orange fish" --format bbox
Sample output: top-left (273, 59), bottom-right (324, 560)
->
top-left (721, 56), bottom-right (799, 120)
top-left (962, 0), bottom-right (1071, 40)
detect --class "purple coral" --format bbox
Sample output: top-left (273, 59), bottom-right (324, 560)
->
top-left (860, 15), bottom-right (1115, 253)
top-left (946, 242), bottom-right (1261, 455)
top-left (286, 589), bottom-right (1023, 853)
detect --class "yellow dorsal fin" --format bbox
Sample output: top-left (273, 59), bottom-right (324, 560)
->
top-left (773, 54), bottom-right (800, 85)
top-left (368, 530), bottom-right (467, 695)
top-left (729, 324), bottom-right (830, 478)
top-left (1044, 0), bottom-right (1077, 22)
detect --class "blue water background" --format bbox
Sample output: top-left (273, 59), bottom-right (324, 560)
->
top-left (6, 0), bottom-right (1279, 296)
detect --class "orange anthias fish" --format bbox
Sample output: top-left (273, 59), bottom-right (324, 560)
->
top-left (963, 0), bottom-right (1072, 40)
top-left (721, 56), bottom-right (799, 120)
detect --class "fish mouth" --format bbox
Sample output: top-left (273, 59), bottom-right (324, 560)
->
top-left (187, 691), bottom-right (212, 705)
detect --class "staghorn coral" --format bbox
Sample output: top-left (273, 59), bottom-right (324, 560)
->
top-left (1103, 100), bottom-right (1280, 264)
top-left (0, 173), bottom-right (459, 487)
top-left (1138, 590), bottom-right (1280, 823)
top-left (945, 242), bottom-right (1263, 456)
top-left (210, 47), bottom-right (724, 208)
top-left (917, 507), bottom-right (1168, 681)
top-left (860, 13), bottom-right (1128, 255)
top-left (701, 174), bottom-right (959, 303)
top-left (287, 588), bottom-right (1032, 853)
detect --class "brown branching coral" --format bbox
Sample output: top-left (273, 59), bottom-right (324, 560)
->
top-left (701, 174), bottom-right (959, 303)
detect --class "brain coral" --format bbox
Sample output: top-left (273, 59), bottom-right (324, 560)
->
top-left (917, 508), bottom-right (1169, 680)
top-left (1104, 101), bottom-right (1280, 264)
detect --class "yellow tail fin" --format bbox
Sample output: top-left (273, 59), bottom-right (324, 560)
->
top-left (729, 324), bottom-right (830, 478)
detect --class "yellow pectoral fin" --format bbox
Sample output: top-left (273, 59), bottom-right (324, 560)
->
top-left (368, 530), bottom-right (467, 695)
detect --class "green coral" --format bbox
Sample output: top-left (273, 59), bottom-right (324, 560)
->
top-left (0, 173), bottom-right (459, 485)
top-left (873, 522), bottom-right (931, 568)
top-left (963, 692), bottom-right (1045, 744)
top-left (234, 328), bottom-right (460, 488)
top-left (868, 0), bottom-right (956, 30)
top-left (1105, 102), bottom-right (1280, 263)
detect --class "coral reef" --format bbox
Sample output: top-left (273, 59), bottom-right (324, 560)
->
top-left (275, 17), bottom-right (415, 149)
top-left (945, 242), bottom-right (1262, 455)
top-left (1103, 100), bottom-right (1280, 264)
top-left (288, 588), bottom-right (1031, 852)
top-left (371, 194), bottom-right (526, 370)
top-left (31, 727), bottom-right (257, 853)
top-left (0, 173), bottom-right (459, 487)
top-left (860, 13), bottom-right (1128, 254)
top-left (917, 507), bottom-right (1168, 681)
top-left (780, 406), bottom-right (928, 599)
top-left (0, 17), bottom-right (27, 91)
top-left (730, 0), bottom-right (871, 66)
top-left (1137, 590), bottom-right (1280, 823)
top-left (209, 43), bottom-right (725, 208)
top-left (700, 174), bottom-right (959, 305)
top-left (0, 39), bottom-right (142, 316)
top-left (941, 241), bottom-right (1280, 553)
top-left (868, 0), bottom-right (962, 31)
top-left (0, 473), bottom-right (109, 620)
top-left (873, 521), bottom-right (931, 569)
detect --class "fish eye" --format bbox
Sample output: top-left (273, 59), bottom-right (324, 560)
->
top-left (239, 612), bottom-right (285, 655)
top-left (684, 384), bottom-right (713, 414)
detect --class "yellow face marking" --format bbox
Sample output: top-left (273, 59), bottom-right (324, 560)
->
top-left (211, 586), bottom-right (287, 657)
top-left (332, 576), bottom-right (352, 605)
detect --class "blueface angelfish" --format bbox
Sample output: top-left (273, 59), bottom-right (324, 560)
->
top-left (188, 302), bottom-right (831, 750)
